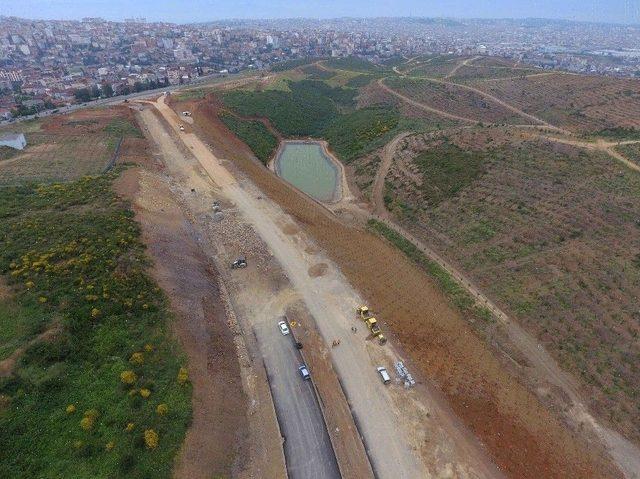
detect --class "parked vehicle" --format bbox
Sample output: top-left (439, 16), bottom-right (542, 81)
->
top-left (231, 256), bottom-right (247, 269)
top-left (278, 320), bottom-right (290, 335)
top-left (298, 365), bottom-right (310, 380)
top-left (377, 366), bottom-right (391, 384)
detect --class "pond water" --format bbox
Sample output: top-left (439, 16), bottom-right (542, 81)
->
top-left (274, 141), bottom-right (340, 202)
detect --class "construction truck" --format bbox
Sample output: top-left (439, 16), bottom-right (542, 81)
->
top-left (356, 306), bottom-right (387, 345)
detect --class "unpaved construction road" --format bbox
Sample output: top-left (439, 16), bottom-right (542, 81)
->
top-left (146, 95), bottom-right (505, 479)
top-left (135, 105), bottom-right (339, 478)
top-left (150, 95), bottom-right (426, 478)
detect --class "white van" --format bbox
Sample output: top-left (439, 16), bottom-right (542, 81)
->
top-left (376, 366), bottom-right (391, 384)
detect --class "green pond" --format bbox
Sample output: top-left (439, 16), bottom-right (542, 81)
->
top-left (275, 141), bottom-right (339, 202)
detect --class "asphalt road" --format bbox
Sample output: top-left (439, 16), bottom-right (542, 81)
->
top-left (0, 72), bottom-right (251, 126)
top-left (255, 320), bottom-right (340, 479)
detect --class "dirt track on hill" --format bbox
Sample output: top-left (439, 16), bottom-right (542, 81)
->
top-left (445, 56), bottom-right (481, 78)
top-left (372, 131), bottom-right (412, 215)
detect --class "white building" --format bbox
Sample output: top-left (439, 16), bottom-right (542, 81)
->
top-left (0, 133), bottom-right (27, 150)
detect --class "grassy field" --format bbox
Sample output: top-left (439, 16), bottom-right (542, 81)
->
top-left (324, 107), bottom-right (399, 163)
top-left (409, 141), bottom-right (489, 205)
top-left (381, 128), bottom-right (640, 441)
top-left (0, 171), bottom-right (191, 478)
top-left (0, 111), bottom-right (142, 185)
top-left (220, 80), bottom-right (355, 136)
top-left (270, 57), bottom-right (325, 72)
top-left (323, 57), bottom-right (389, 74)
top-left (450, 65), bottom-right (540, 82)
top-left (402, 55), bottom-right (459, 77)
top-left (219, 78), bottom-right (407, 163)
top-left (299, 64), bottom-right (336, 80)
top-left (219, 113), bottom-right (278, 164)
top-left (616, 143), bottom-right (640, 165)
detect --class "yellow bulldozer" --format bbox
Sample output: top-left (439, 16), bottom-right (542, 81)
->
top-left (356, 306), bottom-right (387, 345)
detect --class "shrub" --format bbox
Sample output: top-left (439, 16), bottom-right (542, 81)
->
top-left (219, 113), bottom-right (278, 164)
top-left (144, 429), bottom-right (159, 449)
top-left (139, 388), bottom-right (151, 399)
top-left (177, 367), bottom-right (189, 385)
top-left (129, 352), bottom-right (144, 365)
top-left (120, 370), bottom-right (137, 385)
top-left (156, 403), bottom-right (168, 416)
top-left (66, 404), bottom-right (76, 414)
top-left (80, 416), bottom-right (94, 431)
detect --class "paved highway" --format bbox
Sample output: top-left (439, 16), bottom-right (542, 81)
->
top-left (255, 320), bottom-right (340, 479)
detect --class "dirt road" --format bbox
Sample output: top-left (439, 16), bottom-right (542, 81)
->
top-left (445, 56), bottom-right (481, 78)
top-left (372, 131), bottom-right (412, 215)
top-left (149, 95), bottom-right (505, 479)
top-left (378, 78), bottom-right (479, 124)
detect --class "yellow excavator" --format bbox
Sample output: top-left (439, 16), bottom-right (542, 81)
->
top-left (356, 306), bottom-right (387, 345)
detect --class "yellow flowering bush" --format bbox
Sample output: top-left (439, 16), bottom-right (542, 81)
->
top-left (177, 367), bottom-right (189, 385)
top-left (144, 429), bottom-right (159, 449)
top-left (125, 422), bottom-right (135, 432)
top-left (65, 404), bottom-right (76, 414)
top-left (139, 388), bottom-right (151, 398)
top-left (25, 281), bottom-right (34, 289)
top-left (129, 352), bottom-right (144, 365)
top-left (90, 308), bottom-right (101, 318)
top-left (84, 409), bottom-right (99, 419)
top-left (38, 296), bottom-right (47, 303)
top-left (80, 416), bottom-right (94, 431)
top-left (143, 343), bottom-right (153, 352)
top-left (105, 441), bottom-right (115, 451)
top-left (156, 403), bottom-right (168, 416)
top-left (120, 370), bottom-right (137, 385)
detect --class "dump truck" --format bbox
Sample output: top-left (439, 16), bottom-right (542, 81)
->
top-left (356, 306), bottom-right (387, 344)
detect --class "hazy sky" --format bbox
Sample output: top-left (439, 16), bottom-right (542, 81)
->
top-left (2, 0), bottom-right (639, 25)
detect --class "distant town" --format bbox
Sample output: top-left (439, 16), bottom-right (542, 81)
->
top-left (1, 15), bottom-right (640, 119)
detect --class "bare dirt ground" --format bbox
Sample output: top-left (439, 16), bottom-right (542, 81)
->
top-left (190, 96), bottom-right (621, 479)
top-left (0, 277), bottom-right (10, 301)
top-left (114, 112), bottom-right (286, 479)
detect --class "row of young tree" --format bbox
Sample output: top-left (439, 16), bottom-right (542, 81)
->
top-left (74, 77), bottom-right (171, 102)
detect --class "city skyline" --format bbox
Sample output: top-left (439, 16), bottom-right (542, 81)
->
top-left (3, 0), bottom-right (640, 26)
